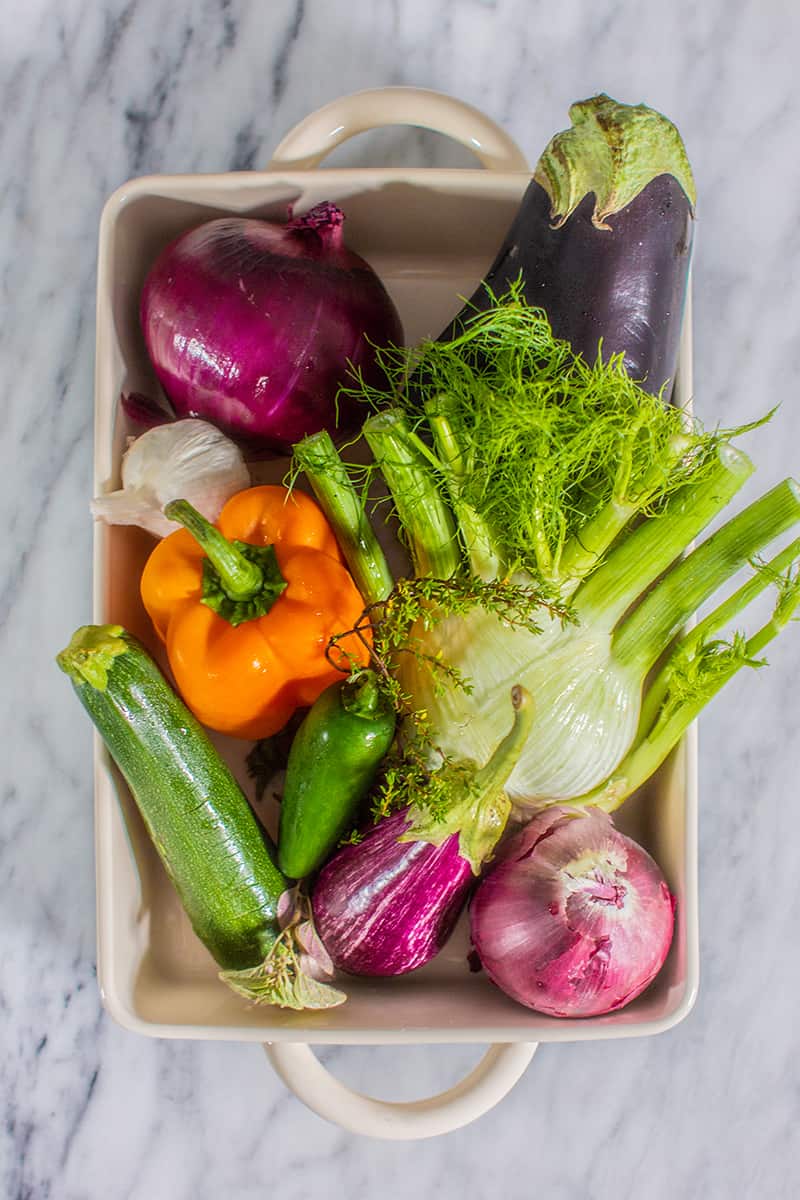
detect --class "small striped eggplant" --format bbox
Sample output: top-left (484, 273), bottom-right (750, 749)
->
top-left (311, 809), bottom-right (472, 976)
top-left (441, 94), bottom-right (696, 395)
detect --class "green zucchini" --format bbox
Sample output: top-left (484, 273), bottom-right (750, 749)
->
top-left (57, 624), bottom-right (344, 1009)
top-left (278, 670), bottom-right (396, 879)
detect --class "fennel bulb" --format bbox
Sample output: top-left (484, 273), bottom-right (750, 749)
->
top-left (397, 611), bottom-right (639, 802)
top-left (295, 292), bottom-right (800, 820)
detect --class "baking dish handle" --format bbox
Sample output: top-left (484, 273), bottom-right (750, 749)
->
top-left (263, 1040), bottom-right (537, 1139)
top-left (266, 87), bottom-right (529, 172)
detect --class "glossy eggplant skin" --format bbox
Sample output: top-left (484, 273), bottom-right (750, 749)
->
top-left (444, 174), bottom-right (692, 395)
top-left (311, 809), bottom-right (473, 977)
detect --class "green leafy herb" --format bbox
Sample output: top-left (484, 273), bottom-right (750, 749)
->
top-left (343, 281), bottom-right (748, 585)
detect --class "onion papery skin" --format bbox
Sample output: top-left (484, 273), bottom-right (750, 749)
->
top-left (470, 807), bottom-right (675, 1017)
top-left (141, 207), bottom-right (403, 453)
top-left (312, 809), bottom-right (473, 977)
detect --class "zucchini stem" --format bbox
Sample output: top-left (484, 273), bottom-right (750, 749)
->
top-left (56, 623), bottom-right (129, 691)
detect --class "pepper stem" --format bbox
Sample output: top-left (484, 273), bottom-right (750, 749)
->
top-left (164, 499), bottom-right (287, 627)
top-left (341, 670), bottom-right (390, 721)
top-left (165, 499), bottom-right (264, 600)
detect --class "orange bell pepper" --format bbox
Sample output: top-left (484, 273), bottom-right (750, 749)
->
top-left (140, 485), bottom-right (370, 739)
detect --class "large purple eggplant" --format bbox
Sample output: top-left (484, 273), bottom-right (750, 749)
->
top-left (312, 687), bottom-right (533, 977)
top-left (441, 95), bottom-right (696, 395)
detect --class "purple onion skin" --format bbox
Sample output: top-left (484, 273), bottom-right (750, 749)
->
top-left (470, 808), bottom-right (676, 1018)
top-left (140, 205), bottom-right (403, 454)
top-left (120, 391), bottom-right (174, 429)
top-left (312, 809), bottom-right (473, 977)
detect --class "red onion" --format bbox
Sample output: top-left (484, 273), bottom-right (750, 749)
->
top-left (470, 807), bottom-right (675, 1018)
top-left (312, 809), bottom-right (472, 977)
top-left (140, 204), bottom-right (403, 453)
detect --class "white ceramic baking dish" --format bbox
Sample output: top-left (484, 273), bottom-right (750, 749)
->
top-left (92, 87), bottom-right (698, 1139)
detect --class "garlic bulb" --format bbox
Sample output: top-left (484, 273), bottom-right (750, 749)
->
top-left (91, 419), bottom-right (250, 537)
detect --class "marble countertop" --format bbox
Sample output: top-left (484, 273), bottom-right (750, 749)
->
top-left (3, 0), bottom-right (799, 1195)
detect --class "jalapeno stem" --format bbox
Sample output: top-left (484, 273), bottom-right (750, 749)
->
top-left (341, 670), bottom-right (391, 720)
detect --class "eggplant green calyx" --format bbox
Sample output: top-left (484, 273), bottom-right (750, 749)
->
top-left (403, 685), bottom-right (534, 873)
top-left (56, 624), bottom-right (129, 691)
top-left (164, 498), bottom-right (287, 627)
top-left (534, 93), bottom-right (697, 230)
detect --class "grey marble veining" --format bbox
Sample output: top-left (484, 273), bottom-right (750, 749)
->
top-left (2, 0), bottom-right (800, 1196)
